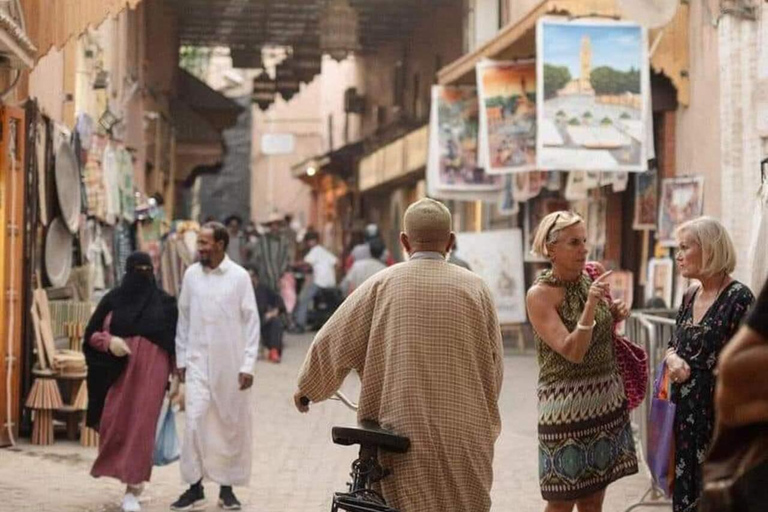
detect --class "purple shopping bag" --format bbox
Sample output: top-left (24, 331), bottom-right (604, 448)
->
top-left (647, 361), bottom-right (676, 497)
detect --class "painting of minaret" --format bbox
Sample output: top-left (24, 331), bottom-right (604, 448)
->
top-left (537, 18), bottom-right (648, 171)
top-left (578, 35), bottom-right (594, 94)
top-left (560, 35), bottom-right (596, 96)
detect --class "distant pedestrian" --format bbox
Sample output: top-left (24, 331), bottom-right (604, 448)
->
top-left (225, 215), bottom-right (246, 265)
top-left (526, 211), bottom-right (638, 512)
top-left (293, 231), bottom-right (338, 332)
top-left (247, 265), bottom-right (286, 363)
top-left (345, 223), bottom-right (394, 270)
top-left (172, 222), bottom-right (260, 511)
top-left (340, 238), bottom-right (386, 296)
top-left (84, 252), bottom-right (178, 512)
top-left (665, 216), bottom-right (754, 512)
top-left (252, 212), bottom-right (291, 294)
top-left (295, 198), bottom-right (503, 512)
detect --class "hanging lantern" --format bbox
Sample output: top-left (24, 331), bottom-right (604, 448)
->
top-left (252, 70), bottom-right (276, 111)
top-left (276, 61), bottom-right (300, 102)
top-left (292, 43), bottom-right (322, 84)
top-left (319, 0), bottom-right (359, 62)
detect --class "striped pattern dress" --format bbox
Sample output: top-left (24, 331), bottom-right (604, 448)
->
top-left (533, 270), bottom-right (638, 501)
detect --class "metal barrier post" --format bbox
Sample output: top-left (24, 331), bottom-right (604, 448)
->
top-left (622, 312), bottom-right (675, 511)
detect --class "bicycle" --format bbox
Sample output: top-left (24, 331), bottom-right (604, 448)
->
top-left (300, 392), bottom-right (411, 512)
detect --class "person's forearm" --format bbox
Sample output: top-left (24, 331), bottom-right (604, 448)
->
top-left (561, 299), bottom-right (598, 363)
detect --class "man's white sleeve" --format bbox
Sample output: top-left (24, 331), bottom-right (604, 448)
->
top-left (240, 273), bottom-right (261, 375)
top-left (175, 272), bottom-right (191, 369)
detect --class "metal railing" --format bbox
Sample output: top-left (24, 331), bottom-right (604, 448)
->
top-left (623, 310), bottom-right (677, 512)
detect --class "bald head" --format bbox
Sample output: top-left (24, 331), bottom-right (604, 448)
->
top-left (401, 198), bottom-right (455, 256)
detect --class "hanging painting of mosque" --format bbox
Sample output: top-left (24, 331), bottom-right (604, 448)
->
top-left (476, 60), bottom-right (537, 174)
top-left (536, 18), bottom-right (649, 172)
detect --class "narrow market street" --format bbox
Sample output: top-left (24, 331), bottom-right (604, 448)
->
top-left (0, 2), bottom-right (766, 512)
top-left (0, 333), bottom-right (658, 512)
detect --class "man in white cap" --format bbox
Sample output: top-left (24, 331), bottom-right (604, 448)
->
top-left (294, 198), bottom-right (504, 512)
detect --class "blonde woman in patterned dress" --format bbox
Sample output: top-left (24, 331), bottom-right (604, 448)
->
top-left (526, 211), bottom-right (638, 512)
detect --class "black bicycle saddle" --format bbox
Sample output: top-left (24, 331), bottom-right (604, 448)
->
top-left (332, 420), bottom-right (410, 454)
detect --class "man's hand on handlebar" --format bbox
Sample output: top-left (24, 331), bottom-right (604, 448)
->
top-left (294, 391), bottom-right (310, 413)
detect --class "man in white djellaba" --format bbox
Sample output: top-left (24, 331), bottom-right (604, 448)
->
top-left (171, 222), bottom-right (260, 511)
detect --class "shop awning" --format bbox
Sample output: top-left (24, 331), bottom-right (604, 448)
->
top-left (21, 0), bottom-right (142, 60)
top-left (358, 125), bottom-right (428, 193)
top-left (176, 69), bottom-right (243, 132)
top-left (437, 0), bottom-right (690, 106)
top-left (291, 141), bottom-right (364, 182)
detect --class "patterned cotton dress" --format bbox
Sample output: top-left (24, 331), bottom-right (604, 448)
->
top-left (534, 270), bottom-right (638, 501)
top-left (669, 281), bottom-right (754, 512)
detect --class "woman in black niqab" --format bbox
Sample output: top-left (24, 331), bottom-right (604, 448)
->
top-left (83, 252), bottom-right (178, 502)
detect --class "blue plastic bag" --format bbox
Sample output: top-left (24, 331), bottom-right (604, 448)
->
top-left (153, 396), bottom-right (180, 466)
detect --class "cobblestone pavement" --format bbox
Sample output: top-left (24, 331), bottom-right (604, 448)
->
top-left (0, 333), bottom-right (668, 512)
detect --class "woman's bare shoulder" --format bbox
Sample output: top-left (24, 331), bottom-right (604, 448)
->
top-left (527, 282), bottom-right (564, 307)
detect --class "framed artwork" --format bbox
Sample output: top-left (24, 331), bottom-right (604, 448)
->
top-left (605, 270), bottom-right (634, 333)
top-left (476, 60), bottom-right (537, 174)
top-left (428, 85), bottom-right (502, 192)
top-left (657, 176), bottom-right (704, 246)
top-left (646, 257), bottom-right (674, 308)
top-left (456, 229), bottom-right (528, 324)
top-left (587, 196), bottom-right (608, 261)
top-left (536, 18), bottom-right (649, 172)
top-left (498, 175), bottom-right (520, 216)
top-left (633, 169), bottom-right (657, 230)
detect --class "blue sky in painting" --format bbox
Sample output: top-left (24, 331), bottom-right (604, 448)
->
top-left (542, 23), bottom-right (642, 77)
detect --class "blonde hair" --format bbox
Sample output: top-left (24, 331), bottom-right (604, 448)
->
top-left (675, 216), bottom-right (736, 277)
top-left (531, 210), bottom-right (583, 258)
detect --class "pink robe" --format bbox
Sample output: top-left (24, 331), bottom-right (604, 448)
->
top-left (89, 314), bottom-right (172, 485)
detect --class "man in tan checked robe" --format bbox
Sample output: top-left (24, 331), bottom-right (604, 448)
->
top-left (294, 198), bottom-right (504, 512)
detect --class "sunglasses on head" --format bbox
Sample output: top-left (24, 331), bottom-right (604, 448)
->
top-left (545, 213), bottom-right (561, 243)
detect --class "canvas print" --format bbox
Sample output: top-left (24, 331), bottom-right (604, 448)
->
top-left (429, 85), bottom-right (501, 191)
top-left (633, 168), bottom-right (657, 230)
top-left (658, 176), bottom-right (704, 246)
top-left (605, 270), bottom-right (633, 333)
top-left (565, 171), bottom-right (588, 200)
top-left (646, 257), bottom-right (674, 308)
top-left (537, 18), bottom-right (648, 172)
top-left (476, 60), bottom-right (537, 174)
top-left (498, 175), bottom-right (520, 215)
top-left (456, 229), bottom-right (527, 324)
top-left (587, 196), bottom-right (608, 261)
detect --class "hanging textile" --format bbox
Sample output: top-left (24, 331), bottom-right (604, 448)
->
top-left (117, 147), bottom-right (135, 223)
top-left (102, 142), bottom-right (121, 226)
top-left (83, 135), bottom-right (108, 221)
top-left (113, 221), bottom-right (134, 283)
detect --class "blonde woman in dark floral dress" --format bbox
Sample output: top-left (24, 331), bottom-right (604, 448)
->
top-left (665, 217), bottom-right (754, 512)
top-left (527, 211), bottom-right (638, 512)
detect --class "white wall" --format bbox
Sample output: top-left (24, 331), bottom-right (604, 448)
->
top-left (717, 6), bottom-right (766, 287)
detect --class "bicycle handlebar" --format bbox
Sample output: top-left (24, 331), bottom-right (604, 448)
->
top-left (298, 392), bottom-right (359, 412)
